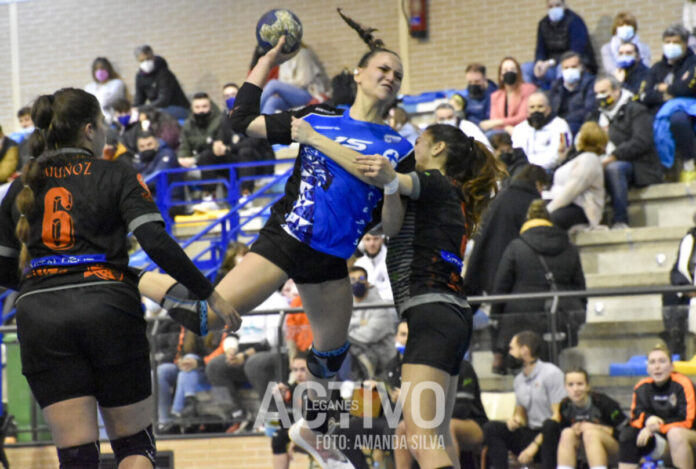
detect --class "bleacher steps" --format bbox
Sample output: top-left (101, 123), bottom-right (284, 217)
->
top-left (627, 182), bottom-right (696, 227)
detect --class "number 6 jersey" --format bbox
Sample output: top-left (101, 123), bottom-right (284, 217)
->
top-left (0, 149), bottom-right (164, 292)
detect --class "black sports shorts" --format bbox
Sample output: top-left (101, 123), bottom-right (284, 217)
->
top-left (251, 217), bottom-right (348, 284)
top-left (16, 283), bottom-right (151, 408)
top-left (402, 302), bottom-right (472, 375)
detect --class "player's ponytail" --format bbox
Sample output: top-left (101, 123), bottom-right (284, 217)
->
top-left (425, 124), bottom-right (507, 235)
top-left (15, 88), bottom-right (101, 270)
top-left (337, 8), bottom-right (399, 67)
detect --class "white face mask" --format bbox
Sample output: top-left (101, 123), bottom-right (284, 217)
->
top-left (139, 59), bottom-right (155, 74)
top-left (548, 6), bottom-right (564, 22)
top-left (616, 25), bottom-right (635, 42)
top-left (562, 67), bottom-right (581, 84)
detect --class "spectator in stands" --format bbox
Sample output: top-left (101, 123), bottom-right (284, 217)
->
top-left (555, 367), bottom-right (628, 469)
top-left (530, 0), bottom-right (596, 88)
top-left (614, 42), bottom-right (650, 95)
top-left (639, 24), bottom-right (696, 182)
top-left (133, 44), bottom-right (190, 120)
top-left (548, 51), bottom-right (596, 136)
top-left (490, 132), bottom-right (529, 183)
top-left (663, 218), bottom-right (696, 359)
top-left (388, 107), bottom-right (420, 145)
top-left (480, 57), bottom-right (537, 135)
top-left (465, 165), bottom-right (547, 376)
top-left (482, 330), bottom-right (566, 469)
top-left (450, 360), bottom-right (489, 466)
top-left (133, 131), bottom-right (185, 211)
top-left (465, 164), bottom-right (548, 306)
top-left (84, 57), bottom-right (126, 124)
top-left (512, 91), bottom-right (571, 170)
top-left (0, 126), bottom-right (18, 185)
top-left (546, 121), bottom-right (606, 230)
top-left (260, 44), bottom-right (329, 114)
top-left (213, 84), bottom-right (276, 195)
top-left (492, 200), bottom-right (586, 363)
top-left (325, 69), bottom-right (356, 109)
top-left (155, 326), bottom-right (221, 432)
top-left (354, 231), bottom-right (392, 301)
top-left (113, 98), bottom-right (140, 155)
top-left (222, 82), bottom-right (238, 111)
top-left (10, 107), bottom-right (33, 169)
top-left (589, 75), bottom-right (664, 229)
top-left (177, 92), bottom-right (223, 167)
top-left (346, 266), bottom-right (396, 379)
top-left (461, 63), bottom-right (497, 125)
top-left (434, 103), bottom-right (492, 150)
top-left (266, 352), bottom-right (309, 469)
top-left (619, 343), bottom-right (696, 469)
top-left (600, 12), bottom-right (652, 75)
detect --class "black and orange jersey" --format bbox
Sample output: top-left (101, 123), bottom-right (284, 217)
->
top-left (0, 149), bottom-right (163, 292)
top-left (560, 391), bottom-right (627, 435)
top-left (629, 372), bottom-right (696, 433)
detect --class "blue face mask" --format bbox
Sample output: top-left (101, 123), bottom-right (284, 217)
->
top-left (616, 55), bottom-right (636, 69)
top-left (352, 281), bottom-right (367, 298)
top-left (225, 96), bottom-right (236, 111)
top-left (548, 6), bottom-right (564, 23)
top-left (395, 343), bottom-right (406, 355)
top-left (663, 43), bottom-right (683, 60)
top-left (117, 115), bottom-right (130, 127)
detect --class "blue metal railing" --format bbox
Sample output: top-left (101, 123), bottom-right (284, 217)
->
top-left (132, 158), bottom-right (294, 278)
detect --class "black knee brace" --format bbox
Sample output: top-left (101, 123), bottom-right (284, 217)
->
top-left (110, 425), bottom-right (156, 467)
top-left (306, 341), bottom-right (350, 379)
top-left (161, 283), bottom-right (208, 336)
top-left (57, 441), bottom-right (100, 468)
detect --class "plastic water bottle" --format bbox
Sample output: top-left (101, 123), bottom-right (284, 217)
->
top-left (656, 460), bottom-right (665, 469)
top-left (641, 457), bottom-right (655, 469)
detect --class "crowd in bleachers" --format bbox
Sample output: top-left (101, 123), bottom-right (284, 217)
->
top-left (5, 0), bottom-right (696, 467)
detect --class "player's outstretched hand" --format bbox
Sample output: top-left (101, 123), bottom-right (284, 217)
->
top-left (207, 290), bottom-right (242, 331)
top-left (262, 36), bottom-right (299, 68)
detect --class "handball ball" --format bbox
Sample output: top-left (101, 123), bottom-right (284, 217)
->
top-left (256, 9), bottom-right (303, 54)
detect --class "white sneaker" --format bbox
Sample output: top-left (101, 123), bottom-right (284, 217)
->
top-left (192, 196), bottom-right (222, 213)
top-left (611, 222), bottom-right (630, 230)
top-left (288, 418), bottom-right (354, 469)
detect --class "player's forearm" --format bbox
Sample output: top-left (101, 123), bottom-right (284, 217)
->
top-left (246, 56), bottom-right (275, 90)
top-left (306, 132), bottom-right (372, 183)
top-left (381, 193), bottom-right (406, 237)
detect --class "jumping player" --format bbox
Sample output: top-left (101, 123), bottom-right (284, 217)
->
top-left (0, 88), bottom-right (239, 469)
top-left (140, 17), bottom-right (413, 468)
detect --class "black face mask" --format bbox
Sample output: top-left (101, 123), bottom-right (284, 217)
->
top-left (193, 111), bottom-right (211, 126)
top-left (139, 149), bottom-right (157, 162)
top-left (502, 71), bottom-right (518, 86)
top-left (596, 94), bottom-right (616, 109)
top-left (352, 282), bottom-right (368, 299)
top-left (527, 111), bottom-right (548, 129)
top-left (467, 84), bottom-right (484, 99)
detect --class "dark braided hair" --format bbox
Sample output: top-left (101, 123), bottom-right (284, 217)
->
top-left (337, 8), bottom-right (400, 67)
top-left (424, 124), bottom-right (507, 234)
top-left (15, 88), bottom-right (101, 270)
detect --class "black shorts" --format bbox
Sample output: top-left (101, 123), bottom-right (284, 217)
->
top-left (16, 283), bottom-right (151, 408)
top-left (402, 302), bottom-right (472, 375)
top-left (251, 216), bottom-right (348, 284)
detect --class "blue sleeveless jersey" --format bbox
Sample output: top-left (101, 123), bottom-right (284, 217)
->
top-left (281, 110), bottom-right (412, 258)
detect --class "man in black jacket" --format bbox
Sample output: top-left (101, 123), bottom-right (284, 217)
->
top-left (638, 24), bottom-right (696, 181)
top-left (589, 75), bottom-right (663, 228)
top-left (133, 45), bottom-right (190, 120)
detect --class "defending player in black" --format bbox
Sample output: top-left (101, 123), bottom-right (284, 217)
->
top-left (0, 88), bottom-right (239, 469)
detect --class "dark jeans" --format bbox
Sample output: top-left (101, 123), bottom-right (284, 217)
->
top-left (159, 105), bottom-right (190, 121)
top-left (604, 160), bottom-right (634, 224)
top-left (550, 203), bottom-right (588, 230)
top-left (205, 353), bottom-right (249, 410)
top-left (244, 351), bottom-right (287, 398)
top-left (670, 110), bottom-right (696, 162)
top-left (483, 419), bottom-right (559, 469)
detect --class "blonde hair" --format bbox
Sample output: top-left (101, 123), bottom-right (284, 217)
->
top-left (576, 122), bottom-right (608, 155)
top-left (649, 342), bottom-right (672, 362)
top-left (526, 199), bottom-right (551, 221)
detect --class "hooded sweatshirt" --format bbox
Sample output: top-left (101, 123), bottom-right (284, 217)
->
top-left (133, 55), bottom-right (190, 110)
